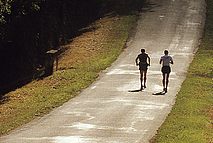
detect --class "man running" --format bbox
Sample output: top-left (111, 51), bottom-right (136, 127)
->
top-left (135, 49), bottom-right (150, 90)
top-left (160, 50), bottom-right (174, 93)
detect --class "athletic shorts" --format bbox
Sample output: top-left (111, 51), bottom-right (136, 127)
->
top-left (139, 63), bottom-right (148, 71)
top-left (161, 66), bottom-right (171, 74)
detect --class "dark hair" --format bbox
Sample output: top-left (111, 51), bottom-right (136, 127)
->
top-left (164, 50), bottom-right (168, 55)
top-left (141, 49), bottom-right (145, 53)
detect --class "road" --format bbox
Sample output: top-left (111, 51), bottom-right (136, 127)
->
top-left (0, 0), bottom-right (206, 143)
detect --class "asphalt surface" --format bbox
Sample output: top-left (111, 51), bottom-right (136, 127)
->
top-left (0, 0), bottom-right (206, 143)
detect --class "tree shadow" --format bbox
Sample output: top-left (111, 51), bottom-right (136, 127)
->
top-left (0, 95), bottom-right (9, 105)
top-left (140, 1), bottom-right (160, 13)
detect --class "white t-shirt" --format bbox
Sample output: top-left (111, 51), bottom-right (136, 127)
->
top-left (160, 55), bottom-right (173, 66)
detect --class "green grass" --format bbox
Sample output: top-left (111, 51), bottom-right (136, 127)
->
top-left (151, 0), bottom-right (213, 142)
top-left (0, 1), bottom-right (142, 135)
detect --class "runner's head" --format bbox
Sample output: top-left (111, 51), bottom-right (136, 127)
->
top-left (141, 49), bottom-right (145, 53)
top-left (164, 50), bottom-right (169, 55)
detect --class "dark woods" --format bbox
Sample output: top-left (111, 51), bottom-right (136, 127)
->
top-left (0, 0), bottom-right (143, 95)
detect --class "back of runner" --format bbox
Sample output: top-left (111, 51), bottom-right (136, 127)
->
top-left (160, 50), bottom-right (174, 93)
top-left (135, 49), bottom-right (150, 91)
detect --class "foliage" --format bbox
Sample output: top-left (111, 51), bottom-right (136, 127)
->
top-left (0, 0), bottom-right (12, 23)
top-left (0, 0), bottom-right (41, 23)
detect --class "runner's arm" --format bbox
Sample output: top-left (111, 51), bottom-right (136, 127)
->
top-left (135, 56), bottom-right (139, 66)
top-left (159, 58), bottom-right (162, 64)
top-left (148, 55), bottom-right (151, 66)
top-left (170, 57), bottom-right (174, 64)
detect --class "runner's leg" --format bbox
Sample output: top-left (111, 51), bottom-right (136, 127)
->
top-left (162, 73), bottom-right (166, 91)
top-left (144, 70), bottom-right (147, 88)
top-left (140, 70), bottom-right (144, 90)
top-left (165, 73), bottom-right (170, 92)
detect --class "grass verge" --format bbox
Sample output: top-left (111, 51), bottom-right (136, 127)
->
top-left (151, 0), bottom-right (213, 142)
top-left (0, 1), bottom-right (144, 135)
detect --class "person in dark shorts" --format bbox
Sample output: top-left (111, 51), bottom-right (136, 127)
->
top-left (160, 50), bottom-right (174, 93)
top-left (135, 49), bottom-right (150, 90)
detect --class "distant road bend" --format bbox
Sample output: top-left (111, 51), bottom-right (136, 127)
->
top-left (0, 0), bottom-right (206, 143)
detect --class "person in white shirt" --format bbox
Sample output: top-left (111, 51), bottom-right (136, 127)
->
top-left (160, 50), bottom-right (173, 93)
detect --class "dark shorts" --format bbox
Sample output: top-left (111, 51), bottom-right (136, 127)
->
top-left (161, 66), bottom-right (171, 74)
top-left (139, 63), bottom-right (148, 71)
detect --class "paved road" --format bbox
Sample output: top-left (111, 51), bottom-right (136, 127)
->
top-left (0, 0), bottom-right (206, 143)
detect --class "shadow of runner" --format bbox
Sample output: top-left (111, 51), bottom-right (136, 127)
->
top-left (128, 89), bottom-right (142, 92)
top-left (152, 91), bottom-right (166, 95)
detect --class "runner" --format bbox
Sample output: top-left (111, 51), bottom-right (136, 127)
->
top-left (160, 50), bottom-right (174, 93)
top-left (135, 49), bottom-right (150, 90)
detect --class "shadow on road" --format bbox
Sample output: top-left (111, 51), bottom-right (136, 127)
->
top-left (128, 89), bottom-right (142, 92)
top-left (152, 91), bottom-right (166, 95)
